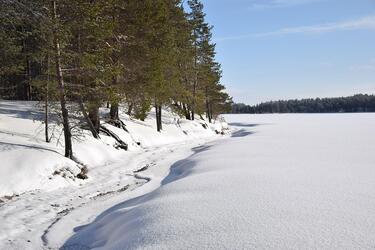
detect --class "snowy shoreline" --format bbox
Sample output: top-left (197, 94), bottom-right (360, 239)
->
top-left (0, 101), bottom-right (228, 249)
top-left (0, 101), bottom-right (228, 198)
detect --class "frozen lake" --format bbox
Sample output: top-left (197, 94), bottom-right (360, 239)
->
top-left (63, 113), bottom-right (375, 249)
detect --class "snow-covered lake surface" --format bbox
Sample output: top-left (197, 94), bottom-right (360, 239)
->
top-left (62, 113), bottom-right (375, 249)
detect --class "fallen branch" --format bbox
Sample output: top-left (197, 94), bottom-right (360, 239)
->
top-left (99, 125), bottom-right (128, 150)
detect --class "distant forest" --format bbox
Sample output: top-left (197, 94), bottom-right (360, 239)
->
top-left (232, 94), bottom-right (375, 114)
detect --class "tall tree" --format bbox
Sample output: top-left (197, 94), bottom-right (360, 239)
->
top-left (50, 0), bottom-right (73, 158)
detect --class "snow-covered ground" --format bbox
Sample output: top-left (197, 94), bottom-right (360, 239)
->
top-left (2, 106), bottom-right (375, 249)
top-left (0, 101), bottom-right (226, 249)
top-left (0, 101), bottom-right (224, 198)
top-left (58, 113), bottom-right (375, 249)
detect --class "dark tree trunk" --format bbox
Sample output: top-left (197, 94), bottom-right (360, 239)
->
top-left (127, 102), bottom-right (133, 116)
top-left (51, 0), bottom-right (73, 159)
top-left (209, 102), bottom-right (213, 121)
top-left (206, 100), bottom-right (211, 123)
top-left (155, 105), bottom-right (162, 132)
top-left (79, 98), bottom-right (100, 139)
top-left (45, 84), bottom-right (49, 142)
top-left (110, 102), bottom-right (119, 120)
top-left (26, 58), bottom-right (32, 101)
top-left (205, 93), bottom-right (211, 123)
top-left (191, 92), bottom-right (195, 121)
top-left (99, 125), bottom-right (128, 150)
top-left (110, 76), bottom-right (119, 120)
top-left (159, 105), bottom-right (162, 131)
top-left (155, 105), bottom-right (159, 132)
top-left (182, 103), bottom-right (191, 120)
top-left (22, 35), bottom-right (32, 101)
top-left (88, 104), bottom-right (100, 133)
top-left (45, 56), bottom-right (50, 143)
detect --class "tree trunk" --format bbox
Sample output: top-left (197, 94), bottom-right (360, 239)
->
top-left (110, 102), bottom-right (119, 120)
top-left (158, 105), bottom-right (162, 131)
top-left (127, 102), bottom-right (133, 116)
top-left (45, 84), bottom-right (49, 142)
top-left (26, 58), bottom-right (32, 101)
top-left (205, 87), bottom-right (211, 123)
top-left (45, 56), bottom-right (50, 143)
top-left (79, 98), bottom-right (100, 139)
top-left (192, 82), bottom-right (196, 121)
top-left (155, 104), bottom-right (162, 132)
top-left (88, 104), bottom-right (100, 133)
top-left (209, 102), bottom-right (213, 122)
top-left (206, 99), bottom-right (211, 122)
top-left (22, 35), bottom-right (32, 101)
top-left (51, 0), bottom-right (73, 159)
top-left (182, 103), bottom-right (191, 120)
top-left (155, 105), bottom-right (160, 132)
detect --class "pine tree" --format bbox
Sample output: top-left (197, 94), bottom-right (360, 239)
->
top-left (187, 0), bottom-right (231, 122)
top-left (50, 0), bottom-right (73, 158)
top-left (1, 0), bottom-right (231, 140)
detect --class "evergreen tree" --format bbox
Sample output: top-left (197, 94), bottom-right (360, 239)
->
top-left (1, 0), bottom-right (232, 140)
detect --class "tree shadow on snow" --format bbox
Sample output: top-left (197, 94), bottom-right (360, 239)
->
top-left (0, 141), bottom-right (62, 155)
top-left (161, 145), bottom-right (211, 185)
top-left (0, 102), bottom-right (61, 122)
top-left (0, 102), bottom-right (45, 121)
top-left (61, 144), bottom-right (212, 250)
top-left (231, 129), bottom-right (256, 138)
top-left (228, 122), bottom-right (261, 128)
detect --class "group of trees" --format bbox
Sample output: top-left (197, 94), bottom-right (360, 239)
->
top-left (232, 94), bottom-right (375, 114)
top-left (0, 0), bottom-right (232, 159)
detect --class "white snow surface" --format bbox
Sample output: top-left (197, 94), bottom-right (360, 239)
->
top-left (0, 100), bottom-right (226, 249)
top-left (0, 101), bottom-right (221, 197)
top-left (60, 113), bottom-right (375, 250)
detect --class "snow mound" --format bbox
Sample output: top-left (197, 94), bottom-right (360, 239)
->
top-left (0, 141), bottom-right (81, 198)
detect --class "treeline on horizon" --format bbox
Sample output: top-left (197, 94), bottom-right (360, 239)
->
top-left (231, 94), bottom-right (375, 114)
top-left (0, 0), bottom-right (232, 159)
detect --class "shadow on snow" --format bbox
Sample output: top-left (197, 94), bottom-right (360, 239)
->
top-left (231, 129), bottom-right (256, 138)
top-left (60, 145), bottom-right (212, 250)
top-left (227, 122), bottom-right (261, 128)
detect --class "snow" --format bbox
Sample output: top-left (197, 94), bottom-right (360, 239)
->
top-left (0, 101), bottom-right (222, 197)
top-left (60, 113), bottom-right (375, 249)
top-left (2, 102), bottom-right (375, 249)
top-left (0, 100), bottom-right (225, 249)
top-left (0, 101), bottom-right (83, 197)
top-left (0, 143), bottom-right (80, 197)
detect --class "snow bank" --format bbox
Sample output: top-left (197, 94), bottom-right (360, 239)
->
top-left (62, 113), bottom-right (375, 249)
top-left (0, 141), bottom-right (81, 197)
top-left (0, 101), bottom-right (225, 197)
top-left (115, 106), bottom-right (224, 149)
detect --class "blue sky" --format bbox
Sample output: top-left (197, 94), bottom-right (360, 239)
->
top-left (200, 0), bottom-right (375, 104)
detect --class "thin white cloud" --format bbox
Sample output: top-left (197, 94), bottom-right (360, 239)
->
top-left (256, 16), bottom-right (375, 37)
top-left (250, 0), bottom-right (323, 10)
top-left (215, 16), bottom-right (375, 41)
